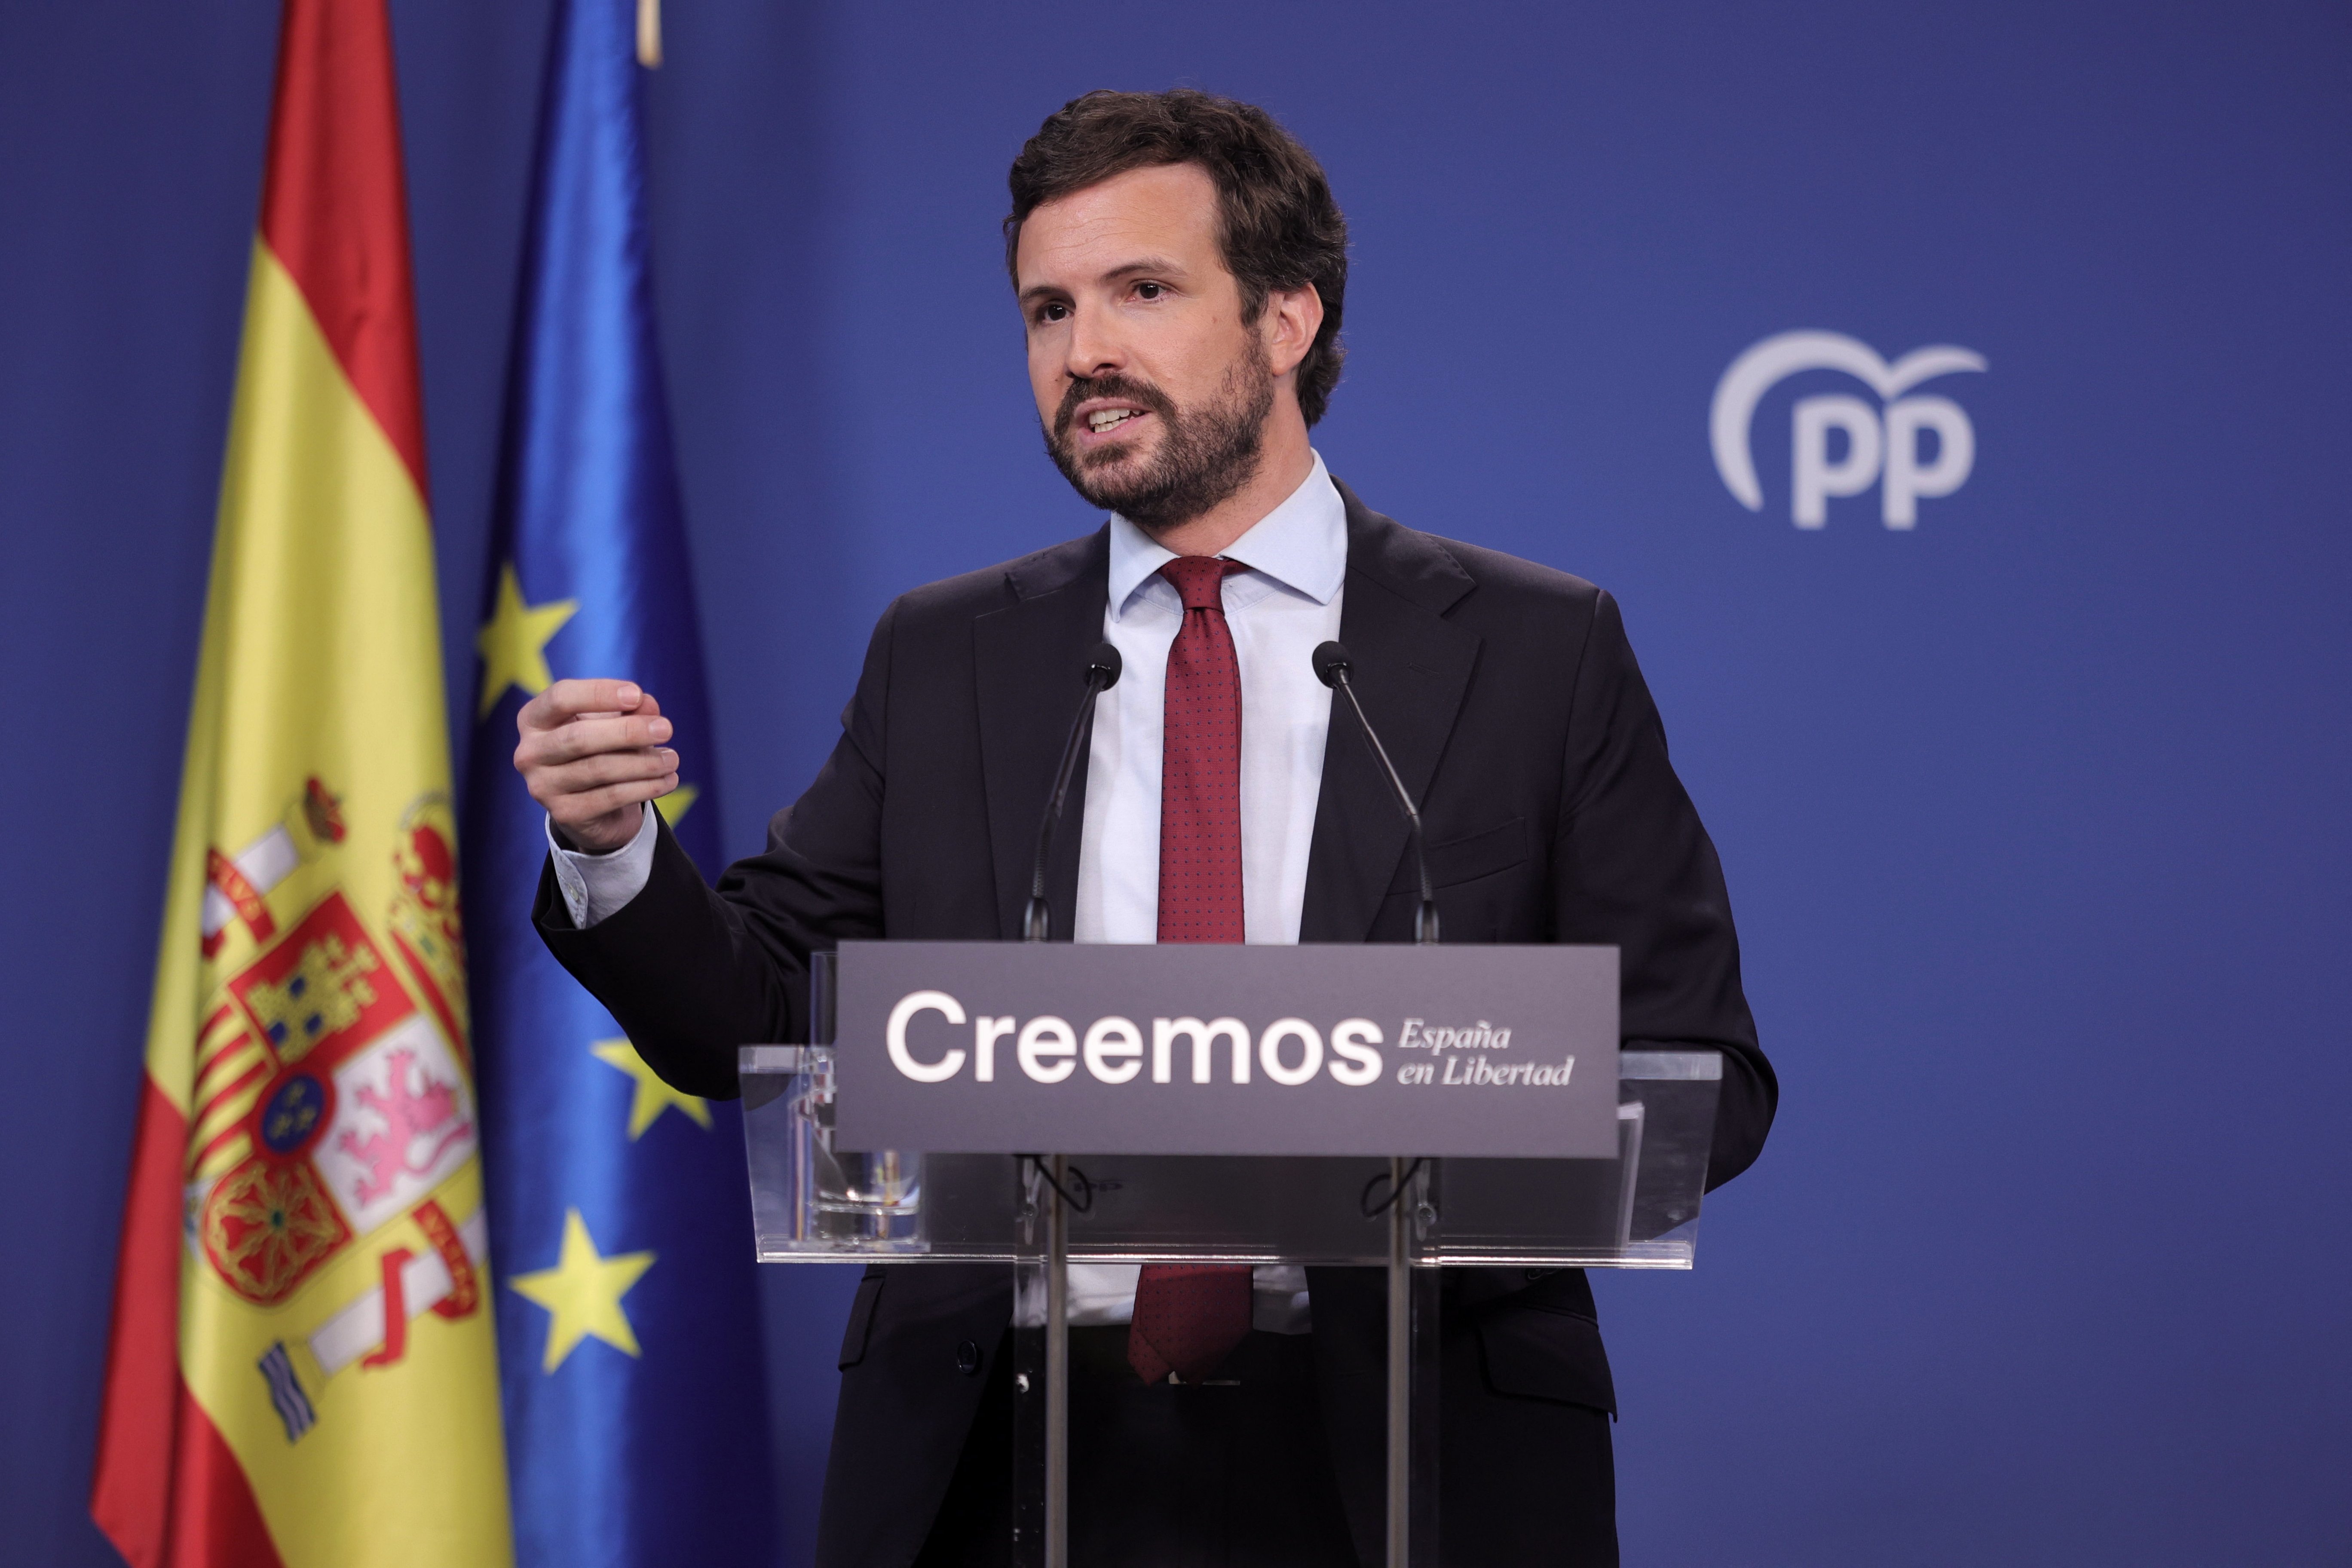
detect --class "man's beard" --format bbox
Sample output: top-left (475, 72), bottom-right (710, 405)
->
top-left (1044, 347), bottom-right (1276, 534)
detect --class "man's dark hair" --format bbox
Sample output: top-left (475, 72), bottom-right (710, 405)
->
top-left (1006, 89), bottom-right (1349, 427)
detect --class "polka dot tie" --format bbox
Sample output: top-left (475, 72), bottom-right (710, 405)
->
top-left (1129, 554), bottom-right (1254, 1384)
top-left (1154, 555), bottom-right (1247, 943)
top-left (1127, 1263), bottom-right (1255, 1385)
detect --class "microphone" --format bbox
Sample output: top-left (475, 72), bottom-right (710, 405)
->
top-left (1023, 641), bottom-right (1123, 942)
top-left (1313, 641), bottom-right (1439, 944)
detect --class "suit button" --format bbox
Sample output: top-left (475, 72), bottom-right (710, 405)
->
top-left (956, 1339), bottom-right (982, 1376)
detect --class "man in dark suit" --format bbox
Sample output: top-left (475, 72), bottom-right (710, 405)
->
top-left (517, 89), bottom-right (1772, 1568)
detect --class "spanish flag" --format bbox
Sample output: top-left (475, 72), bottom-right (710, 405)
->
top-left (90, 2), bottom-right (512, 1564)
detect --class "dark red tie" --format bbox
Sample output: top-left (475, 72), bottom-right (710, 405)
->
top-left (1153, 556), bottom-right (1247, 944)
top-left (1129, 555), bottom-right (1254, 1384)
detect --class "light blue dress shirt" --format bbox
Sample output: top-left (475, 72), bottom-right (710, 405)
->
top-left (1075, 451), bottom-right (1347, 945)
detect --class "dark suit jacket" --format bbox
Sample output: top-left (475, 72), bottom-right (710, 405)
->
top-left (536, 483), bottom-right (1775, 1567)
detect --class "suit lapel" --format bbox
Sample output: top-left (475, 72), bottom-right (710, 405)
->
top-left (973, 528), bottom-right (1111, 939)
top-left (1299, 484), bottom-right (1482, 942)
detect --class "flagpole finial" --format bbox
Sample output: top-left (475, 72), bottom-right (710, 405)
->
top-left (637, 0), bottom-right (662, 68)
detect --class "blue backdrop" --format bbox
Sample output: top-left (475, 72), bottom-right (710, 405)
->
top-left (4, 3), bottom-right (2346, 1564)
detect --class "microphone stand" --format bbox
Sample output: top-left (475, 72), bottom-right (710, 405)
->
top-left (1023, 642), bottom-right (1121, 935)
top-left (1314, 642), bottom-right (1439, 945)
top-left (1020, 641), bottom-right (1118, 1568)
top-left (1313, 640), bottom-right (1439, 1567)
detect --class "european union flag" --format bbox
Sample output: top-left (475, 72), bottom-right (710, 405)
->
top-left (462, 2), bottom-right (774, 1564)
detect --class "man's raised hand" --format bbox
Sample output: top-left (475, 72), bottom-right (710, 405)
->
top-left (514, 679), bottom-right (680, 854)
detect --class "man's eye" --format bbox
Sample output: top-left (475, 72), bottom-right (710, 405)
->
top-left (1135, 282), bottom-right (1164, 301)
top-left (1036, 302), bottom-right (1069, 324)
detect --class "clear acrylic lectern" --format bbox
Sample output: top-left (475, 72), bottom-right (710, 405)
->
top-left (740, 956), bottom-right (1720, 1568)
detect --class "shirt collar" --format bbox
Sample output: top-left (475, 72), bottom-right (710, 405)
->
top-left (1106, 450), bottom-right (1348, 618)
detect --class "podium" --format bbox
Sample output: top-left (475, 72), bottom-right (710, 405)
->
top-left (741, 948), bottom-right (1721, 1567)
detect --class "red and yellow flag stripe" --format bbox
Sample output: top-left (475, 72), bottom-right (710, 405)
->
top-left (93, 3), bottom-right (511, 1564)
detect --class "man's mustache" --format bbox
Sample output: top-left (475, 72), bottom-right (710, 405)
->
top-left (1054, 375), bottom-right (1177, 440)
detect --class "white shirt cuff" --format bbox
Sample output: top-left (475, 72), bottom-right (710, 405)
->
top-left (545, 803), bottom-right (657, 928)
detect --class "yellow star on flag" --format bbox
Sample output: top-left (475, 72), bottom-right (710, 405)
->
top-left (653, 783), bottom-right (698, 825)
top-left (591, 1037), bottom-right (712, 1139)
top-left (508, 1209), bottom-right (656, 1372)
top-left (475, 562), bottom-right (578, 716)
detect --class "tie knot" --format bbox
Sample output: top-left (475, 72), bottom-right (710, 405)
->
top-left (1161, 555), bottom-right (1240, 611)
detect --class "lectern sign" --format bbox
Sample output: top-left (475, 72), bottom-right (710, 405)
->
top-left (831, 941), bottom-right (1620, 1158)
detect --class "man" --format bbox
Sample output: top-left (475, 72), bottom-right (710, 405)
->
top-left (519, 89), bottom-right (1773, 1567)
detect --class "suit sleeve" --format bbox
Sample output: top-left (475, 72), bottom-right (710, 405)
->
top-left (532, 600), bottom-right (900, 1099)
top-left (1552, 590), bottom-right (1776, 1188)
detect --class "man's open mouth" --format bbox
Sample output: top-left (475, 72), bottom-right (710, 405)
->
top-left (1086, 407), bottom-right (1148, 434)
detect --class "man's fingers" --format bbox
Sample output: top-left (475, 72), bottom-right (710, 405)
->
top-left (571, 691), bottom-right (664, 722)
top-left (526, 713), bottom-right (673, 766)
top-left (520, 678), bottom-right (647, 732)
top-left (523, 750), bottom-right (679, 818)
top-left (530, 748), bottom-right (680, 797)
top-left (547, 774), bottom-right (682, 827)
top-left (516, 711), bottom-right (674, 767)
top-left (512, 681), bottom-right (684, 828)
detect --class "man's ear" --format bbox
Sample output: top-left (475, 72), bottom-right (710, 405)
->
top-left (1260, 284), bottom-right (1324, 380)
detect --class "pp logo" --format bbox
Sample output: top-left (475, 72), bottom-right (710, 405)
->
top-left (1711, 331), bottom-right (1986, 529)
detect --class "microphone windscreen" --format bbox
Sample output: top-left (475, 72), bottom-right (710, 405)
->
top-left (1086, 640), bottom-right (1123, 688)
top-left (1311, 641), bottom-right (1351, 688)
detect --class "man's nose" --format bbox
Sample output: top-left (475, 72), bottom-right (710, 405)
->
top-left (1063, 301), bottom-right (1124, 382)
